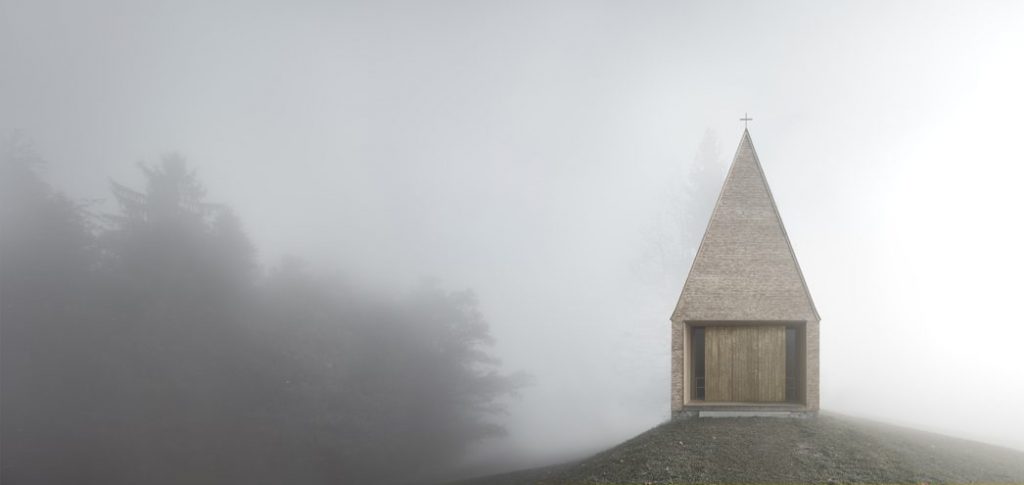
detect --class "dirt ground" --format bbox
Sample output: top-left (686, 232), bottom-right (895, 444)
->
top-left (453, 413), bottom-right (1024, 484)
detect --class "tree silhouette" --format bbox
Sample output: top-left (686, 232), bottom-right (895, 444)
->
top-left (1, 136), bottom-right (99, 484)
top-left (1, 146), bottom-right (525, 484)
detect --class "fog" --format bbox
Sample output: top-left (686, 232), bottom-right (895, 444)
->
top-left (2, 0), bottom-right (1024, 482)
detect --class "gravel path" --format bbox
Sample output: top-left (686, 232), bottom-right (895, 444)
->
top-left (455, 413), bottom-right (1024, 484)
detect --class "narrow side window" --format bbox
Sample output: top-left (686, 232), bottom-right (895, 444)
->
top-left (785, 327), bottom-right (798, 402)
top-left (693, 326), bottom-right (705, 401)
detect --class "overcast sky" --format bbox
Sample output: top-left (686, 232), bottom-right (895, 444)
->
top-left (3, 0), bottom-right (1023, 463)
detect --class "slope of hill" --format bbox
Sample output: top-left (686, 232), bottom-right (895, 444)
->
top-left (455, 413), bottom-right (1024, 484)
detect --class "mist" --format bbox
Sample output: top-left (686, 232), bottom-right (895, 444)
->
top-left (2, 0), bottom-right (1024, 483)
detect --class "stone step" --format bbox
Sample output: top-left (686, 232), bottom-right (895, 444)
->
top-left (699, 410), bottom-right (815, 418)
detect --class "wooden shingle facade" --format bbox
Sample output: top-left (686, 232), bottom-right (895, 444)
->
top-left (671, 129), bottom-right (819, 416)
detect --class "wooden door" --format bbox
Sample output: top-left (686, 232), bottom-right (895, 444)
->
top-left (705, 325), bottom-right (786, 402)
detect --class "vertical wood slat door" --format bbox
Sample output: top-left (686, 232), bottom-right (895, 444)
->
top-left (705, 326), bottom-right (786, 402)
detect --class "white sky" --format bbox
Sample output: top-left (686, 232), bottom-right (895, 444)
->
top-left (2, 0), bottom-right (1023, 463)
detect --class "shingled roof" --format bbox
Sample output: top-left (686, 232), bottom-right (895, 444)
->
top-left (673, 129), bottom-right (818, 322)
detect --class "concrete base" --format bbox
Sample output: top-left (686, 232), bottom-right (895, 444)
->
top-left (673, 408), bottom-right (817, 420)
top-left (673, 410), bottom-right (701, 420)
top-left (699, 410), bottom-right (816, 418)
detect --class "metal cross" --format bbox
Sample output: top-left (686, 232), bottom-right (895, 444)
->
top-left (740, 113), bottom-right (753, 129)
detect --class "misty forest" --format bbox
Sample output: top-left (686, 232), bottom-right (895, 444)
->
top-left (1, 140), bottom-right (527, 483)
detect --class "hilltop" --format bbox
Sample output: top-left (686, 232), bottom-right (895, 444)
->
top-left (455, 413), bottom-right (1024, 484)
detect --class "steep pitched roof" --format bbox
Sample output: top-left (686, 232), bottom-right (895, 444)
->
top-left (673, 129), bottom-right (819, 322)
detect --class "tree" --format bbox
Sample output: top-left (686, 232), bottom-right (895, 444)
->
top-left (102, 154), bottom-right (255, 309)
top-left (679, 130), bottom-right (727, 258)
top-left (0, 136), bottom-right (98, 484)
top-left (252, 266), bottom-right (528, 483)
top-left (2, 148), bottom-right (525, 484)
top-left (640, 129), bottom-right (727, 287)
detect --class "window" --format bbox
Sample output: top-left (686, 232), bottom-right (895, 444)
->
top-left (693, 326), bottom-right (705, 400)
top-left (785, 327), bottom-right (798, 402)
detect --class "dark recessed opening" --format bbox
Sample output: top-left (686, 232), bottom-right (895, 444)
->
top-left (693, 326), bottom-right (705, 400)
top-left (785, 326), bottom-right (798, 402)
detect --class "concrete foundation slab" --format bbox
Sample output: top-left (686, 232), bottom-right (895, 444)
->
top-left (699, 411), bottom-right (816, 418)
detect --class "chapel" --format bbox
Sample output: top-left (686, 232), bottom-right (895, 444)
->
top-left (671, 128), bottom-right (819, 417)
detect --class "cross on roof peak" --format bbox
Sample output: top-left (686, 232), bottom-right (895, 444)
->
top-left (740, 113), bottom-right (753, 129)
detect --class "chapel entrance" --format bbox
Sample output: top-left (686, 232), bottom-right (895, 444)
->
top-left (693, 325), bottom-right (790, 403)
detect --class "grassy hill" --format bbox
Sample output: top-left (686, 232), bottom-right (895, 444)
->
top-left (454, 413), bottom-right (1024, 484)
